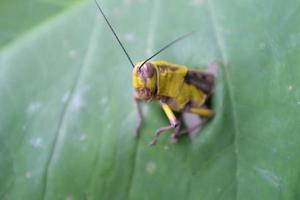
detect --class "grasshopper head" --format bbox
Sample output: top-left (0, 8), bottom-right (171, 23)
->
top-left (132, 62), bottom-right (157, 101)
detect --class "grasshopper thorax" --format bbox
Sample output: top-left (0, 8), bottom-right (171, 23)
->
top-left (132, 62), bottom-right (157, 101)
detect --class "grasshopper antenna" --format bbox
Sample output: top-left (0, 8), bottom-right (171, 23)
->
top-left (94, 0), bottom-right (135, 68)
top-left (139, 31), bottom-right (194, 68)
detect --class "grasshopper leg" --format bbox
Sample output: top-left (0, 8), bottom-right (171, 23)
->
top-left (170, 124), bottom-right (182, 143)
top-left (150, 124), bottom-right (175, 146)
top-left (190, 107), bottom-right (214, 118)
top-left (150, 102), bottom-right (179, 145)
top-left (133, 96), bottom-right (143, 138)
top-left (170, 115), bottom-right (182, 143)
top-left (175, 107), bottom-right (213, 137)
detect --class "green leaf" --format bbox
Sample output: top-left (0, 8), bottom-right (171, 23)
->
top-left (1, 0), bottom-right (300, 199)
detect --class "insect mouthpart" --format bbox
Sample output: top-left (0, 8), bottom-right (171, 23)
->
top-left (136, 87), bottom-right (153, 101)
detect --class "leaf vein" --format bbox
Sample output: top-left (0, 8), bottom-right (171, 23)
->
top-left (207, 1), bottom-right (240, 199)
top-left (40, 12), bottom-right (99, 200)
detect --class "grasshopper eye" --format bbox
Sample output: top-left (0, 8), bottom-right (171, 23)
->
top-left (140, 63), bottom-right (154, 78)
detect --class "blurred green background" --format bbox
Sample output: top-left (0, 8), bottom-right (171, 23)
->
top-left (1, 0), bottom-right (300, 199)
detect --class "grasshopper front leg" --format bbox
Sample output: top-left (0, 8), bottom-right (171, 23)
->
top-left (150, 102), bottom-right (180, 145)
top-left (133, 96), bottom-right (143, 138)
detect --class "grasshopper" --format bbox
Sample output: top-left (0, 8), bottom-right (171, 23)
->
top-left (95, 1), bottom-right (215, 145)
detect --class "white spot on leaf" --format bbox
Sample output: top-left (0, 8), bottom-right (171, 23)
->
top-left (100, 96), bottom-right (108, 105)
top-left (65, 195), bottom-right (73, 200)
top-left (123, 33), bottom-right (135, 42)
top-left (146, 161), bottom-right (157, 174)
top-left (30, 137), bottom-right (43, 148)
top-left (288, 85), bottom-right (293, 91)
top-left (27, 102), bottom-right (42, 113)
top-left (255, 167), bottom-right (280, 188)
top-left (79, 134), bottom-right (86, 141)
top-left (70, 86), bottom-right (89, 111)
top-left (68, 49), bottom-right (77, 58)
top-left (71, 93), bottom-right (83, 111)
top-left (25, 171), bottom-right (32, 179)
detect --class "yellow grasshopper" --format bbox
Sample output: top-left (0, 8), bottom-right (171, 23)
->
top-left (95, 1), bottom-right (215, 145)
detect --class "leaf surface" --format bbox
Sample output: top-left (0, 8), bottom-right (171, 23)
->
top-left (1, 0), bottom-right (300, 199)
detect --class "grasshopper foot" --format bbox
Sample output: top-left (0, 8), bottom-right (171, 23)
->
top-left (170, 134), bottom-right (178, 143)
top-left (170, 122), bottom-right (181, 143)
top-left (149, 139), bottom-right (157, 146)
top-left (149, 124), bottom-right (174, 146)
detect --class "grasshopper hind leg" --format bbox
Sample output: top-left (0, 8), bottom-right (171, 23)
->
top-left (170, 113), bottom-right (202, 142)
top-left (180, 107), bottom-right (214, 139)
top-left (170, 115), bottom-right (182, 143)
top-left (172, 108), bottom-right (213, 141)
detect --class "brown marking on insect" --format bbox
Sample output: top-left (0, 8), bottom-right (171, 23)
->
top-left (158, 66), bottom-right (166, 73)
top-left (156, 95), bottom-right (168, 103)
top-left (169, 66), bottom-right (178, 71)
top-left (184, 70), bottom-right (215, 95)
